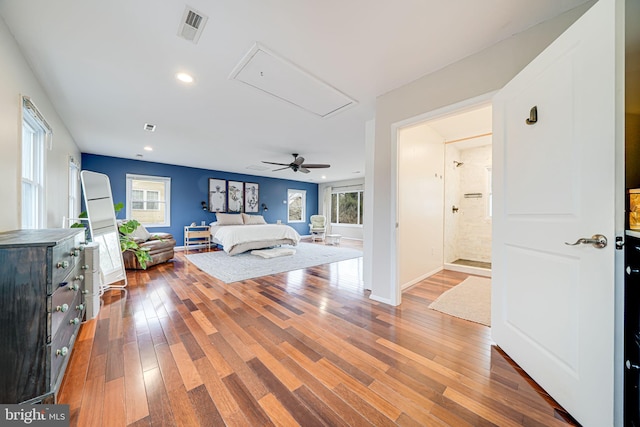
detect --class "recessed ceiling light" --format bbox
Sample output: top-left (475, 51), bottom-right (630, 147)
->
top-left (321, 175), bottom-right (327, 179)
top-left (176, 72), bottom-right (194, 83)
top-left (144, 146), bottom-right (153, 151)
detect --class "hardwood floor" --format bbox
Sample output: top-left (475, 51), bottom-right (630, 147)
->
top-left (58, 240), bottom-right (577, 426)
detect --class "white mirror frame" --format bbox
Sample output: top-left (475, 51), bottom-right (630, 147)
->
top-left (80, 170), bottom-right (127, 290)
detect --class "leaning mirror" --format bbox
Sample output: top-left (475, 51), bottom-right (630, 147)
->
top-left (80, 170), bottom-right (127, 290)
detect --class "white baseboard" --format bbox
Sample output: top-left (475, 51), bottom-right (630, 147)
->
top-left (175, 243), bottom-right (217, 251)
top-left (400, 266), bottom-right (444, 291)
top-left (369, 293), bottom-right (396, 306)
top-left (444, 263), bottom-right (492, 277)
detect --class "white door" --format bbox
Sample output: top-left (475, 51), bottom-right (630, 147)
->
top-left (492, 0), bottom-right (621, 425)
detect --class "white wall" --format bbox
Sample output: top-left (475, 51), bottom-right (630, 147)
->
top-left (318, 178), bottom-right (365, 240)
top-left (363, 119), bottom-right (375, 288)
top-left (398, 124), bottom-right (444, 288)
top-left (0, 16), bottom-right (80, 231)
top-left (366, 2), bottom-right (596, 304)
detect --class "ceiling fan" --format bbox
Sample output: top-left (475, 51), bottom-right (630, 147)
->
top-left (262, 153), bottom-right (330, 173)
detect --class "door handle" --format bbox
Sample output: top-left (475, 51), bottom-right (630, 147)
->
top-left (564, 234), bottom-right (607, 248)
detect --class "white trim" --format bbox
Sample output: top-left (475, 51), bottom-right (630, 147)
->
top-left (400, 266), bottom-right (443, 290)
top-left (443, 263), bottom-right (491, 277)
top-left (368, 293), bottom-right (394, 305)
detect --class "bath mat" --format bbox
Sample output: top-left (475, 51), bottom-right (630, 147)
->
top-left (428, 276), bottom-right (491, 326)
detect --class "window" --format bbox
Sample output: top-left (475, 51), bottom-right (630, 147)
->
top-left (126, 174), bottom-right (171, 226)
top-left (21, 97), bottom-right (50, 229)
top-left (287, 189), bottom-right (306, 223)
top-left (331, 190), bottom-right (364, 226)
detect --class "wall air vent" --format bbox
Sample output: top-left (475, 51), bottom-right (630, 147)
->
top-left (143, 123), bottom-right (156, 132)
top-left (229, 43), bottom-right (357, 118)
top-left (178, 6), bottom-right (208, 44)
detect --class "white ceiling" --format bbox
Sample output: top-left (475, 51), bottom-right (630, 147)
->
top-left (0, 0), bottom-right (592, 182)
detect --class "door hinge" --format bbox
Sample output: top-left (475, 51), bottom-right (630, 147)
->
top-left (616, 236), bottom-right (624, 250)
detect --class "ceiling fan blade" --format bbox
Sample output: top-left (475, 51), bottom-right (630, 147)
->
top-left (299, 167), bottom-right (310, 173)
top-left (293, 156), bottom-right (305, 166)
top-left (272, 166), bottom-right (290, 171)
top-left (262, 161), bottom-right (290, 166)
top-left (301, 164), bottom-right (330, 169)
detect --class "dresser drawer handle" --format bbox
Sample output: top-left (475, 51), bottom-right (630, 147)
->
top-left (56, 347), bottom-right (68, 357)
top-left (76, 304), bottom-right (85, 311)
top-left (55, 304), bottom-right (69, 313)
top-left (69, 318), bottom-right (80, 325)
top-left (74, 274), bottom-right (84, 281)
top-left (56, 261), bottom-right (69, 269)
top-left (68, 284), bottom-right (79, 292)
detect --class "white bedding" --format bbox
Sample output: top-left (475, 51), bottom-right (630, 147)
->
top-left (210, 224), bottom-right (301, 255)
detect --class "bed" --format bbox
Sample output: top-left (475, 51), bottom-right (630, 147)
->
top-left (210, 213), bottom-right (301, 255)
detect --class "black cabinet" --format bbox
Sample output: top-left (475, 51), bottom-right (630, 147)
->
top-left (0, 229), bottom-right (86, 404)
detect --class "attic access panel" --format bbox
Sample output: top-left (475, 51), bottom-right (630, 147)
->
top-left (229, 44), bottom-right (357, 118)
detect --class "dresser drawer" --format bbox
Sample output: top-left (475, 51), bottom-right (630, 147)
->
top-left (50, 319), bottom-right (79, 390)
top-left (51, 234), bottom-right (84, 290)
top-left (51, 263), bottom-right (84, 339)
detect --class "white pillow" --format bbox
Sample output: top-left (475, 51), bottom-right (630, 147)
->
top-left (216, 213), bottom-right (244, 225)
top-left (209, 222), bottom-right (217, 227)
top-left (128, 223), bottom-right (152, 241)
top-left (242, 213), bottom-right (267, 225)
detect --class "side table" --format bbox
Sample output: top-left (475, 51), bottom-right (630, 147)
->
top-left (184, 225), bottom-right (211, 252)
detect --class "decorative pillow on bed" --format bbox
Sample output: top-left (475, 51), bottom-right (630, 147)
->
top-left (216, 213), bottom-right (244, 225)
top-left (242, 213), bottom-right (267, 225)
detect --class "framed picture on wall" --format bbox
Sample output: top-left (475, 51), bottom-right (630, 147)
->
top-left (244, 182), bottom-right (259, 213)
top-left (227, 181), bottom-right (244, 213)
top-left (208, 179), bottom-right (227, 212)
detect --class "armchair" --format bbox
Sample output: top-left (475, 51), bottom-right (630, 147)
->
top-left (119, 221), bottom-right (176, 269)
top-left (309, 215), bottom-right (327, 242)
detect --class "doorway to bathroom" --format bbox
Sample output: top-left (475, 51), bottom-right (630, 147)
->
top-left (396, 103), bottom-right (492, 291)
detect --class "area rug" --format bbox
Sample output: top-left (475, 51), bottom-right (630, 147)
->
top-left (185, 242), bottom-right (362, 283)
top-left (428, 276), bottom-right (491, 326)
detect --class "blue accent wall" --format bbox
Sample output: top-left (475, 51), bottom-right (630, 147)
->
top-left (81, 154), bottom-right (318, 244)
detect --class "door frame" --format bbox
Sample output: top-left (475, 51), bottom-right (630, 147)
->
top-left (391, 91), bottom-right (495, 306)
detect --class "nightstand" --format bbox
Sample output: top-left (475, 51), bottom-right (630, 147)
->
top-left (184, 225), bottom-right (211, 252)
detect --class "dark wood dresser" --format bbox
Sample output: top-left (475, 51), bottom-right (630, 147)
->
top-left (0, 229), bottom-right (86, 404)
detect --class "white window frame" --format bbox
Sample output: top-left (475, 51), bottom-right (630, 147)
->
top-left (21, 97), bottom-right (51, 229)
top-left (287, 189), bottom-right (306, 223)
top-left (126, 174), bottom-right (171, 227)
top-left (331, 189), bottom-right (364, 227)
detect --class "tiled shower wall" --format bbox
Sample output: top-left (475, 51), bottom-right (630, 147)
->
top-left (445, 144), bottom-right (492, 263)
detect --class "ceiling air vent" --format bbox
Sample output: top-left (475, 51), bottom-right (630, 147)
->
top-left (229, 43), bottom-right (357, 118)
top-left (178, 6), bottom-right (208, 44)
